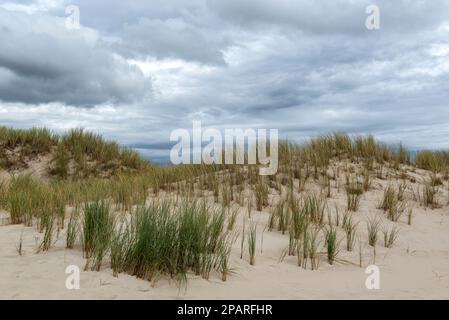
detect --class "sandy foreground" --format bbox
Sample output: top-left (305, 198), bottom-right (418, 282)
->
top-left (1, 171), bottom-right (449, 299)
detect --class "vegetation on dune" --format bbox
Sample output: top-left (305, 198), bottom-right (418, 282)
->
top-left (109, 200), bottom-right (231, 284)
top-left (366, 216), bottom-right (382, 247)
top-left (415, 150), bottom-right (449, 173)
top-left (324, 225), bottom-right (340, 265)
top-left (1, 128), bottom-right (449, 284)
top-left (378, 184), bottom-right (409, 222)
top-left (247, 221), bottom-right (257, 266)
top-left (0, 126), bottom-right (148, 179)
top-left (343, 213), bottom-right (358, 252)
top-left (82, 201), bottom-right (115, 271)
top-left (383, 226), bottom-right (400, 248)
top-left (346, 181), bottom-right (363, 212)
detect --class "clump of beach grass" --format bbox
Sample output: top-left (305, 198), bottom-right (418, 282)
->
top-left (422, 181), bottom-right (439, 209)
top-left (302, 193), bottom-right (326, 226)
top-left (107, 200), bottom-right (231, 284)
top-left (324, 225), bottom-right (340, 265)
top-left (247, 222), bottom-right (257, 266)
top-left (346, 182), bottom-right (363, 212)
top-left (362, 169), bottom-right (372, 192)
top-left (307, 226), bottom-right (321, 270)
top-left (255, 178), bottom-right (269, 211)
top-left (366, 216), bottom-right (382, 247)
top-left (66, 208), bottom-right (79, 249)
top-left (6, 175), bottom-right (38, 225)
top-left (110, 220), bottom-right (132, 277)
top-left (343, 213), bottom-right (358, 252)
top-left (288, 198), bottom-right (309, 256)
top-left (383, 226), bottom-right (400, 248)
top-left (379, 185), bottom-right (396, 212)
top-left (82, 201), bottom-right (115, 271)
top-left (218, 244), bottom-right (232, 282)
top-left (227, 207), bottom-right (239, 231)
top-left (38, 209), bottom-right (56, 252)
top-left (379, 185), bottom-right (408, 221)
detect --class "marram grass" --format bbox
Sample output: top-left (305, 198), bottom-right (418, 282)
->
top-left (2, 127), bottom-right (449, 287)
top-left (109, 200), bottom-right (232, 284)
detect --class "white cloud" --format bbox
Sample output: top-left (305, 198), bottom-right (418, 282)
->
top-left (1, 0), bottom-right (449, 160)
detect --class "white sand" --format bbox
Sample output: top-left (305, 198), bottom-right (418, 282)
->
top-left (1, 167), bottom-right (449, 299)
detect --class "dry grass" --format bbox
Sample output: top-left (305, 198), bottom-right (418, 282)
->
top-left (1, 126), bottom-right (149, 179)
top-left (422, 181), bottom-right (439, 209)
top-left (346, 181), bottom-right (363, 212)
top-left (378, 185), bottom-right (408, 222)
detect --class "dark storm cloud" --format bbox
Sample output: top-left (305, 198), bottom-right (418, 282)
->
top-left (57, 0), bottom-right (230, 64)
top-left (1, 0), bottom-right (449, 157)
top-left (0, 7), bottom-right (151, 106)
top-left (207, 0), bottom-right (449, 34)
top-left (119, 17), bottom-right (229, 64)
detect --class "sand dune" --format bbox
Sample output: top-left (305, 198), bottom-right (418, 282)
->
top-left (1, 166), bottom-right (449, 300)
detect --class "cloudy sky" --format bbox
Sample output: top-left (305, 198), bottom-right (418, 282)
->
top-left (1, 0), bottom-right (449, 162)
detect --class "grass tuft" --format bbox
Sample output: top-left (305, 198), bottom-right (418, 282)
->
top-left (324, 226), bottom-right (340, 265)
top-left (366, 216), bottom-right (382, 247)
top-left (383, 226), bottom-right (400, 248)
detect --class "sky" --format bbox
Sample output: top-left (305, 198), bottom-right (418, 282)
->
top-left (1, 0), bottom-right (449, 163)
